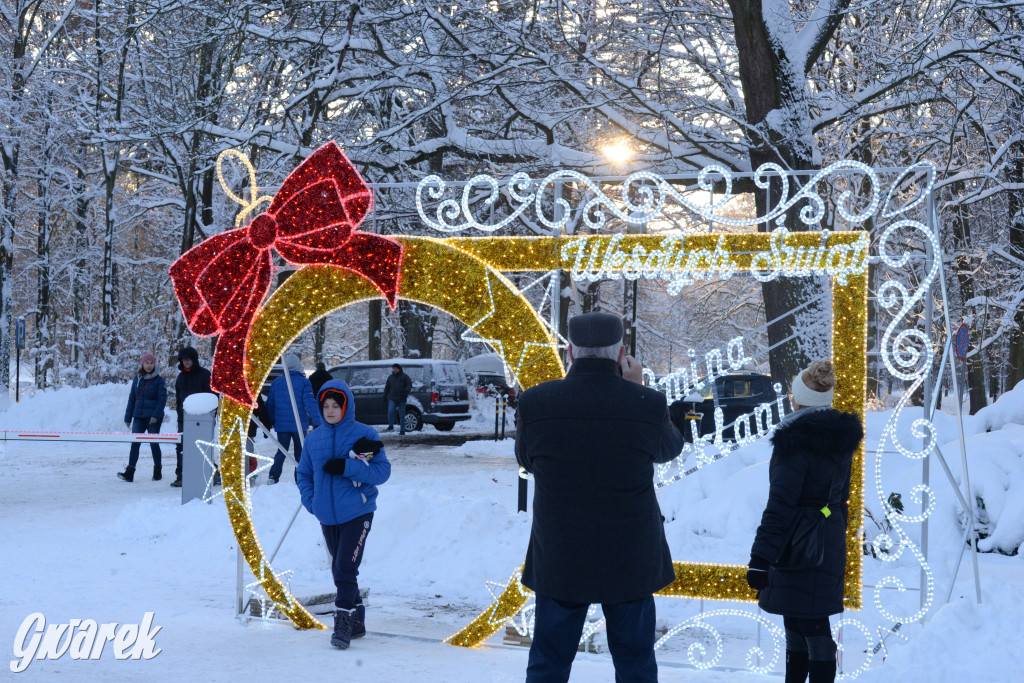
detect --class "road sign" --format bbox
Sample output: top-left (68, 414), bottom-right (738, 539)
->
top-left (954, 323), bottom-right (969, 359)
top-left (15, 316), bottom-right (25, 350)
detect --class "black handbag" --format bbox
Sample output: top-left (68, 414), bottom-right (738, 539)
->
top-left (773, 466), bottom-right (841, 572)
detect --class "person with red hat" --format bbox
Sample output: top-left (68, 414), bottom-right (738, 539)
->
top-left (118, 352), bottom-right (167, 482)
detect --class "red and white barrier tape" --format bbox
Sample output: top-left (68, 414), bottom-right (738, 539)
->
top-left (0, 430), bottom-right (182, 444)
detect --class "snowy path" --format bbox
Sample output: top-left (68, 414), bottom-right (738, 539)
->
top-left (3, 392), bottom-right (1023, 680)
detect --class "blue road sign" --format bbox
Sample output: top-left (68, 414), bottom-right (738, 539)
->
top-left (15, 316), bottom-right (25, 350)
top-left (955, 323), bottom-right (969, 359)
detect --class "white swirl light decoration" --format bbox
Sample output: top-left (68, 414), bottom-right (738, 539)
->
top-left (654, 609), bottom-right (785, 674)
top-left (415, 160), bottom-right (881, 234)
top-left (832, 617), bottom-right (876, 680)
top-left (859, 199), bottom-right (942, 639)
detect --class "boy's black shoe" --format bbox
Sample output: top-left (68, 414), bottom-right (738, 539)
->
top-left (170, 478), bottom-right (182, 488)
top-left (351, 604), bottom-right (366, 639)
top-left (153, 466), bottom-right (162, 481)
top-left (331, 608), bottom-right (354, 649)
top-left (117, 466), bottom-right (135, 482)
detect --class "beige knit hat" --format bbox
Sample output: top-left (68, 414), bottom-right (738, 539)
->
top-left (790, 360), bottom-right (835, 408)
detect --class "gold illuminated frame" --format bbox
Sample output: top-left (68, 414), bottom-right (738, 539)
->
top-left (216, 232), bottom-right (866, 647)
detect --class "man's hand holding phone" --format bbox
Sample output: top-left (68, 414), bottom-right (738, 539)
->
top-left (620, 354), bottom-right (643, 385)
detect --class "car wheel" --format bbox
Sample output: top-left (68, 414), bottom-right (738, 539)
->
top-left (404, 407), bottom-right (423, 432)
top-left (434, 422), bottom-right (455, 432)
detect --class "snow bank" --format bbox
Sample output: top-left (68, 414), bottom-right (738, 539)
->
top-left (0, 382), bottom-right (153, 432)
top-left (183, 392), bottom-right (219, 415)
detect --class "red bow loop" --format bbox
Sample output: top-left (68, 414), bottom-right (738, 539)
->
top-left (169, 141), bottom-right (403, 406)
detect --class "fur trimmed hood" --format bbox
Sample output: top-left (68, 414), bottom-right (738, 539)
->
top-left (770, 408), bottom-right (863, 463)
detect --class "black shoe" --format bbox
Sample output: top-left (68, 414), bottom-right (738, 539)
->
top-left (170, 478), bottom-right (182, 488)
top-left (117, 466), bottom-right (136, 482)
top-left (384, 427), bottom-right (393, 432)
top-left (351, 604), bottom-right (366, 639)
top-left (331, 609), bottom-right (354, 649)
top-left (807, 659), bottom-right (836, 683)
top-left (153, 466), bottom-right (162, 481)
top-left (268, 476), bottom-right (279, 486)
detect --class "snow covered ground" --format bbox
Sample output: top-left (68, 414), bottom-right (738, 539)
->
top-left (1, 384), bottom-right (1022, 680)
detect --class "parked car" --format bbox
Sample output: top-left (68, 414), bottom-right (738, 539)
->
top-left (668, 372), bottom-right (782, 442)
top-left (328, 359), bottom-right (472, 432)
top-left (471, 372), bottom-right (518, 406)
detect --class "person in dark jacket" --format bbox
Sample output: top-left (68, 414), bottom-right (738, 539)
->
top-left (515, 312), bottom-right (685, 683)
top-left (118, 353), bottom-right (168, 482)
top-left (746, 360), bottom-right (863, 683)
top-left (309, 361), bottom-right (333, 397)
top-left (298, 379), bottom-right (391, 649)
top-left (171, 346), bottom-right (212, 487)
top-left (383, 363), bottom-right (413, 434)
top-left (266, 353), bottom-right (324, 484)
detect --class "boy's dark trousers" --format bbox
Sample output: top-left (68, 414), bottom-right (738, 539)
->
top-left (322, 512), bottom-right (374, 610)
top-left (526, 593), bottom-right (658, 683)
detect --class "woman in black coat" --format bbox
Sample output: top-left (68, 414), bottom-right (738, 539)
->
top-left (118, 353), bottom-right (168, 482)
top-left (746, 361), bottom-right (863, 683)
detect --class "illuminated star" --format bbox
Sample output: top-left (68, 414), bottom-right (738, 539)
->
top-left (245, 565), bottom-right (296, 622)
top-left (461, 270), bottom-right (562, 387)
top-left (195, 419), bottom-right (268, 504)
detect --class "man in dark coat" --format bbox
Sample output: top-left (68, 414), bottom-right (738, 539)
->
top-left (172, 346), bottom-right (212, 488)
top-left (746, 361), bottom-right (863, 683)
top-left (308, 361), bottom-right (333, 397)
top-left (383, 363), bottom-right (413, 434)
top-left (515, 312), bottom-right (685, 683)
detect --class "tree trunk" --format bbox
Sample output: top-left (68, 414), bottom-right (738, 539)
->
top-left (368, 300), bottom-right (382, 360)
top-left (1006, 99), bottom-right (1024, 391)
top-left (728, 0), bottom-right (835, 386)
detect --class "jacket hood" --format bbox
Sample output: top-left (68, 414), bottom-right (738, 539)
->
top-left (177, 346), bottom-right (201, 371)
top-left (770, 408), bottom-right (863, 463)
top-left (317, 378), bottom-right (356, 427)
top-left (284, 353), bottom-right (304, 373)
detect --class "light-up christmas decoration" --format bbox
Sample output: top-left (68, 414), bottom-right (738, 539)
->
top-left (171, 146), bottom-right (940, 674)
top-left (170, 141), bottom-right (403, 405)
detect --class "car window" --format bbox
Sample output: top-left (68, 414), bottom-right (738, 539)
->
top-left (404, 366), bottom-right (429, 388)
top-left (438, 363), bottom-right (465, 385)
top-left (329, 367), bottom-right (348, 381)
top-left (729, 379), bottom-right (761, 399)
top-left (348, 366), bottom-right (390, 387)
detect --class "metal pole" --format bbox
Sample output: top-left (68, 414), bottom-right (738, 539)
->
top-left (237, 546), bottom-right (245, 617)
top-left (15, 347), bottom-right (20, 403)
top-left (921, 209), bottom-right (935, 615)
top-left (933, 192), bottom-right (983, 604)
top-left (494, 396), bottom-right (500, 441)
top-left (501, 395), bottom-right (507, 440)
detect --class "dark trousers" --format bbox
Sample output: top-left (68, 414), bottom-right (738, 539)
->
top-left (527, 594), bottom-right (658, 683)
top-left (268, 431), bottom-right (303, 481)
top-left (127, 417), bottom-right (162, 469)
top-left (175, 416), bottom-right (184, 477)
top-left (783, 616), bottom-right (836, 661)
top-left (321, 512), bottom-right (373, 609)
top-left (387, 399), bottom-right (407, 433)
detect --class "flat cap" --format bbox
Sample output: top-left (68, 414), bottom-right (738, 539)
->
top-left (568, 312), bottom-right (623, 347)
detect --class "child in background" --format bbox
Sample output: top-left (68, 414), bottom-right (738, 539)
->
top-left (297, 379), bottom-right (391, 649)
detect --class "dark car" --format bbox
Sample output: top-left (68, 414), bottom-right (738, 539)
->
top-left (668, 372), bottom-right (783, 442)
top-left (471, 372), bottom-right (518, 407)
top-left (328, 359), bottom-right (472, 432)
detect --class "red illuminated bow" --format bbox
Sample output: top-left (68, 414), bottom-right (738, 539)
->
top-left (169, 141), bottom-right (403, 406)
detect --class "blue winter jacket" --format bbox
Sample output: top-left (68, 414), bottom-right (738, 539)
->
top-left (297, 379), bottom-right (392, 526)
top-left (266, 370), bottom-right (324, 433)
top-left (125, 371), bottom-right (167, 423)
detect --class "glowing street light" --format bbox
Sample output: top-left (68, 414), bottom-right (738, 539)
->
top-left (602, 142), bottom-right (632, 166)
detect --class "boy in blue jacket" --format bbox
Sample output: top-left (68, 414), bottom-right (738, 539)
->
top-left (297, 379), bottom-right (391, 649)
